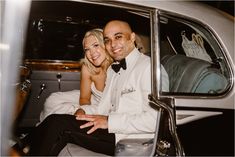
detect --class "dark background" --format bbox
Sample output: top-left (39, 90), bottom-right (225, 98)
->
top-left (202, 1), bottom-right (234, 16)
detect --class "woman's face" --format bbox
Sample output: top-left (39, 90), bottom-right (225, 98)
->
top-left (83, 35), bottom-right (106, 67)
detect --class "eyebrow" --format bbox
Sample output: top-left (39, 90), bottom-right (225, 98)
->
top-left (114, 32), bottom-right (123, 36)
top-left (104, 32), bottom-right (123, 40)
top-left (84, 41), bottom-right (98, 48)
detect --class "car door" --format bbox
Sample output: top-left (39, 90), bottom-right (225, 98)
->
top-left (155, 9), bottom-right (234, 156)
top-left (1, 0), bottom-right (32, 155)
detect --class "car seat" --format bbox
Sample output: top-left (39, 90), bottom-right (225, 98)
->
top-left (161, 54), bottom-right (228, 93)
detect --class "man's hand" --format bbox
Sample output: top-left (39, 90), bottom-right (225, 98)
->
top-left (76, 115), bottom-right (108, 134)
top-left (74, 108), bottom-right (85, 116)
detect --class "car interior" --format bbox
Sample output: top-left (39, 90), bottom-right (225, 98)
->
top-left (14, 0), bottom-right (152, 141)
top-left (159, 15), bottom-right (230, 95)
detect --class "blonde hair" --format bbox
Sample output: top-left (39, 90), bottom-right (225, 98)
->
top-left (80, 28), bottom-right (113, 75)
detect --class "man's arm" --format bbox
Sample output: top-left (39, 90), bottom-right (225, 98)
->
top-left (108, 106), bottom-right (157, 134)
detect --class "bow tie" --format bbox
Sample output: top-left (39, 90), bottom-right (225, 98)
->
top-left (111, 58), bottom-right (127, 73)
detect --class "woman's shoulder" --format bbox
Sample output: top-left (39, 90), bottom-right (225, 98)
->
top-left (81, 64), bottom-right (92, 78)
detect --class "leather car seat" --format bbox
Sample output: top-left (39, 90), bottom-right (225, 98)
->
top-left (161, 54), bottom-right (228, 93)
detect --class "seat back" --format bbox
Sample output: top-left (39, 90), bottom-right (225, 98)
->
top-left (161, 55), bottom-right (228, 93)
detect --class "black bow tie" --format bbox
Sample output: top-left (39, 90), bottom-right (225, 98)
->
top-left (111, 58), bottom-right (127, 73)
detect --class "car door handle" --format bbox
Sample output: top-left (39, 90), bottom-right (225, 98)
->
top-left (56, 73), bottom-right (62, 91)
top-left (37, 83), bottom-right (46, 99)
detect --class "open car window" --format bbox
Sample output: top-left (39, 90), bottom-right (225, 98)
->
top-left (159, 13), bottom-right (232, 96)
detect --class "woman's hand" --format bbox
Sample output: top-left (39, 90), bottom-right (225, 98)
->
top-left (76, 114), bottom-right (108, 134)
top-left (74, 108), bottom-right (85, 116)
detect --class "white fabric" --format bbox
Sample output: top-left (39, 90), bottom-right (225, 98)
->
top-left (38, 82), bottom-right (102, 123)
top-left (81, 48), bottom-right (169, 143)
top-left (59, 143), bottom-right (109, 156)
top-left (181, 31), bottom-right (212, 63)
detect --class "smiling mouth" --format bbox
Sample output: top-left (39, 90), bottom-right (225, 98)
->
top-left (92, 55), bottom-right (99, 61)
top-left (112, 48), bottom-right (121, 53)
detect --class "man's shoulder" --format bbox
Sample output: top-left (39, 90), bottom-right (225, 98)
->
top-left (131, 53), bottom-right (150, 73)
top-left (137, 53), bottom-right (150, 65)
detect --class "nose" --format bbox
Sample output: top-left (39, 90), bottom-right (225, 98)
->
top-left (110, 39), bottom-right (117, 48)
top-left (90, 48), bottom-right (96, 56)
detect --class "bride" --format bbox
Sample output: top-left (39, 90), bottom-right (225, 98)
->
top-left (39, 28), bottom-right (113, 123)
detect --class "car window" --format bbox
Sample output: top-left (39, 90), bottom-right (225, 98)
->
top-left (159, 14), bottom-right (232, 95)
top-left (23, 1), bottom-right (151, 62)
top-left (24, 19), bottom-right (87, 61)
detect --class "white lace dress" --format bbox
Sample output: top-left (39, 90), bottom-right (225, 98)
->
top-left (39, 82), bottom-right (102, 123)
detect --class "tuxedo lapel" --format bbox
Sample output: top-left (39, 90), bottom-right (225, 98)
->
top-left (115, 50), bottom-right (141, 109)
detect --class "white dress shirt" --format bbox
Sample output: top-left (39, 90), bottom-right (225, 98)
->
top-left (81, 48), bottom-right (169, 143)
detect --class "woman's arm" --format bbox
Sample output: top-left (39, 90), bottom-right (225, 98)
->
top-left (79, 65), bottom-right (92, 105)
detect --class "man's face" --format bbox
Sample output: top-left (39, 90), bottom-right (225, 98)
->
top-left (103, 21), bottom-right (135, 61)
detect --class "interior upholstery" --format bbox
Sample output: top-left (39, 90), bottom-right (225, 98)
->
top-left (161, 54), bottom-right (228, 93)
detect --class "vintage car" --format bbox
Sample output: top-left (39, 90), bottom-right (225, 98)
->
top-left (1, 0), bottom-right (234, 156)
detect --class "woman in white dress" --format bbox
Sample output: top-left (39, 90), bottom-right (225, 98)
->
top-left (39, 28), bottom-right (113, 123)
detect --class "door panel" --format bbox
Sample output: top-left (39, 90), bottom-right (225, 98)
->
top-left (18, 70), bottom-right (80, 127)
top-left (158, 11), bottom-right (234, 156)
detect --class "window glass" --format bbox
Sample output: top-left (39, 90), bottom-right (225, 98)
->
top-left (24, 19), bottom-right (89, 61)
top-left (159, 14), bottom-right (231, 95)
top-left (23, 1), bottom-right (150, 62)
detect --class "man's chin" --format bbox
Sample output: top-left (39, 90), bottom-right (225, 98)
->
top-left (113, 56), bottom-right (123, 61)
